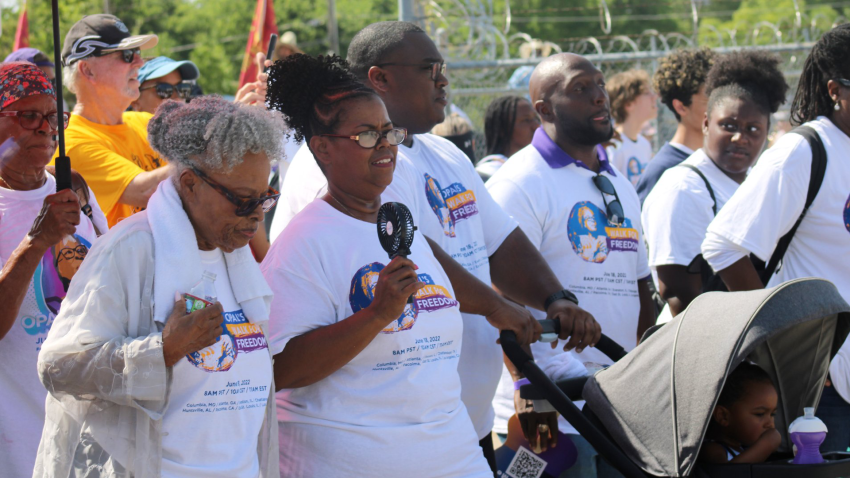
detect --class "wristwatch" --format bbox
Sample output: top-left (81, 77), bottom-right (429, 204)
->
top-left (544, 289), bottom-right (579, 311)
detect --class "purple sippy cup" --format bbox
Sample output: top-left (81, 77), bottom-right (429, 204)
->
top-left (789, 407), bottom-right (828, 464)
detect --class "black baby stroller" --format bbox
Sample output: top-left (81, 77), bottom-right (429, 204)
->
top-left (503, 278), bottom-right (850, 477)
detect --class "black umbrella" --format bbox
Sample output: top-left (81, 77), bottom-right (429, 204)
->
top-left (49, 0), bottom-right (70, 192)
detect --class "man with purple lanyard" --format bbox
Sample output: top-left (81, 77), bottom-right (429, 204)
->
top-left (488, 53), bottom-right (656, 477)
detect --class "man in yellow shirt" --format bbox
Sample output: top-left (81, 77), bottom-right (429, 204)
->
top-left (56, 14), bottom-right (173, 227)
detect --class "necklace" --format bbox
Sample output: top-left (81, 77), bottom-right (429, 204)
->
top-left (328, 192), bottom-right (356, 218)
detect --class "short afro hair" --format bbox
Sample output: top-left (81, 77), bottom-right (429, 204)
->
top-left (607, 69), bottom-right (652, 124)
top-left (147, 96), bottom-right (286, 172)
top-left (347, 21), bottom-right (425, 80)
top-left (717, 362), bottom-right (775, 409)
top-left (653, 48), bottom-right (716, 121)
top-left (266, 54), bottom-right (377, 145)
top-left (705, 50), bottom-right (788, 117)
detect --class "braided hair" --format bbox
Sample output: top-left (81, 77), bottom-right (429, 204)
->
top-left (790, 23), bottom-right (850, 126)
top-left (484, 96), bottom-right (523, 156)
top-left (266, 54), bottom-right (377, 144)
top-left (705, 50), bottom-right (788, 118)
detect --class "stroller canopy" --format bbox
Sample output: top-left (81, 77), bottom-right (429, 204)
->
top-left (583, 278), bottom-right (850, 477)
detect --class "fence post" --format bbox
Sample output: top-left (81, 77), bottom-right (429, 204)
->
top-left (399, 0), bottom-right (415, 22)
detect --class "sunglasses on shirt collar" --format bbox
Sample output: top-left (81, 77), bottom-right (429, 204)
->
top-left (592, 174), bottom-right (625, 226)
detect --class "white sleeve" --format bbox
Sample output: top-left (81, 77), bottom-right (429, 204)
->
top-left (262, 253), bottom-right (338, 356)
top-left (643, 179), bottom-right (715, 267)
top-left (702, 135), bottom-right (811, 272)
top-left (626, 185), bottom-right (652, 280)
top-left (487, 176), bottom-right (543, 250)
top-left (271, 145), bottom-right (328, 243)
top-left (467, 165), bottom-right (518, 255)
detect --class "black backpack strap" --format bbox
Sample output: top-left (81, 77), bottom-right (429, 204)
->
top-left (760, 125), bottom-right (827, 283)
top-left (678, 163), bottom-right (717, 215)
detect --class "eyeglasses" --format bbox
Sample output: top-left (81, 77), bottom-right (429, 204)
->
top-left (375, 61), bottom-right (447, 82)
top-left (836, 78), bottom-right (850, 87)
top-left (191, 167), bottom-right (280, 217)
top-left (94, 48), bottom-right (141, 64)
top-left (592, 175), bottom-right (625, 226)
top-left (140, 82), bottom-right (197, 100)
top-left (320, 127), bottom-right (407, 149)
top-left (0, 110), bottom-right (70, 130)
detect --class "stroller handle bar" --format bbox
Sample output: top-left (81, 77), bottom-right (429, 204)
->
top-left (500, 327), bottom-right (646, 478)
top-left (536, 319), bottom-right (628, 364)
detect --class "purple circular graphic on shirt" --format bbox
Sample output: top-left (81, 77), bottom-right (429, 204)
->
top-left (844, 193), bottom-right (850, 234)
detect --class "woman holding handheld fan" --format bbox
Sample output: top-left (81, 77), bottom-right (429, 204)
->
top-left (261, 54), bottom-right (494, 477)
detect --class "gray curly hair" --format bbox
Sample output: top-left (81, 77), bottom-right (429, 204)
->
top-left (148, 96), bottom-right (287, 172)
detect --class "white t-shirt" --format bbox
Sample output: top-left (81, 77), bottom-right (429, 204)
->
top-left (606, 133), bottom-right (653, 187)
top-left (643, 149), bottom-right (740, 270)
top-left (161, 248), bottom-right (272, 478)
top-left (0, 173), bottom-right (106, 478)
top-left (408, 134), bottom-right (518, 439)
top-left (262, 199), bottom-right (491, 478)
top-left (267, 135), bottom-right (518, 439)
top-left (702, 116), bottom-right (850, 401)
top-left (487, 142), bottom-right (651, 368)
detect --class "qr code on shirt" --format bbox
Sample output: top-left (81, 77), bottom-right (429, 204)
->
top-left (505, 445), bottom-right (547, 478)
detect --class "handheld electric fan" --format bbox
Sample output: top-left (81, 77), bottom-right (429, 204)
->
top-left (377, 202), bottom-right (417, 303)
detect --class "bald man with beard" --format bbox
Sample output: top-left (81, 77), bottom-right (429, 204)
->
top-left (487, 53), bottom-right (656, 477)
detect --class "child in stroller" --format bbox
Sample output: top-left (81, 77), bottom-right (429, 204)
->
top-left (700, 362), bottom-right (781, 464)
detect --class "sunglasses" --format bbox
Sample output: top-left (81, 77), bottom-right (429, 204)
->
top-left (94, 48), bottom-right (141, 64)
top-left (140, 82), bottom-right (197, 100)
top-left (374, 61), bottom-right (447, 82)
top-left (836, 78), bottom-right (850, 88)
top-left (0, 110), bottom-right (70, 130)
top-left (592, 175), bottom-right (625, 226)
top-left (191, 167), bottom-right (280, 217)
top-left (320, 127), bottom-right (407, 149)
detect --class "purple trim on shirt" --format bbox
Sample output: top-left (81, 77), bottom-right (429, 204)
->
top-left (531, 127), bottom-right (617, 176)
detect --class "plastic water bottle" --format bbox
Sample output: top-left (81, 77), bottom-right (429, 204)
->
top-left (789, 407), bottom-right (828, 464)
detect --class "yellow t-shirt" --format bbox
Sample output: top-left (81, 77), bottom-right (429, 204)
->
top-left (52, 112), bottom-right (165, 227)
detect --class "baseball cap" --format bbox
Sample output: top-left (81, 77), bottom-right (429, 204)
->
top-left (62, 14), bottom-right (158, 66)
top-left (138, 57), bottom-right (200, 84)
top-left (4, 48), bottom-right (55, 68)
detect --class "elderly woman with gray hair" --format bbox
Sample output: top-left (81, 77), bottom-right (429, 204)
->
top-left (33, 96), bottom-right (284, 478)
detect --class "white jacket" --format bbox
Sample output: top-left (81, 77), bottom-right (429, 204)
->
top-left (33, 183), bottom-right (279, 478)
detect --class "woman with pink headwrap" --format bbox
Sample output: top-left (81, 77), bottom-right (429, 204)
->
top-left (0, 61), bottom-right (107, 476)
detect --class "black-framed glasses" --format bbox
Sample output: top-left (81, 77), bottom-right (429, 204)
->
top-left (0, 110), bottom-right (70, 130)
top-left (836, 78), bottom-right (850, 88)
top-left (191, 167), bottom-right (281, 216)
top-left (320, 127), bottom-right (407, 149)
top-left (592, 175), bottom-right (625, 226)
top-left (375, 61), bottom-right (446, 81)
top-left (140, 82), bottom-right (196, 100)
top-left (95, 48), bottom-right (141, 64)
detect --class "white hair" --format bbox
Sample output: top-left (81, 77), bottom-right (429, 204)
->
top-left (148, 96), bottom-right (288, 173)
top-left (63, 61), bottom-right (81, 94)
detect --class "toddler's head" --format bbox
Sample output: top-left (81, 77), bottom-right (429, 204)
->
top-left (712, 362), bottom-right (778, 447)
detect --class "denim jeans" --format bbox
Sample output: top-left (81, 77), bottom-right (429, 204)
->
top-left (819, 385), bottom-right (850, 453)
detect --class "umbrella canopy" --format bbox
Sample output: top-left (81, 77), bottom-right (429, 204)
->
top-left (583, 278), bottom-right (850, 477)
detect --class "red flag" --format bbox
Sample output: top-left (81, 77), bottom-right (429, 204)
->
top-left (13, 3), bottom-right (29, 50)
top-left (239, 0), bottom-right (278, 89)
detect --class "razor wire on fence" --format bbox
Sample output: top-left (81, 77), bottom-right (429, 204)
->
top-left (415, 0), bottom-right (844, 158)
